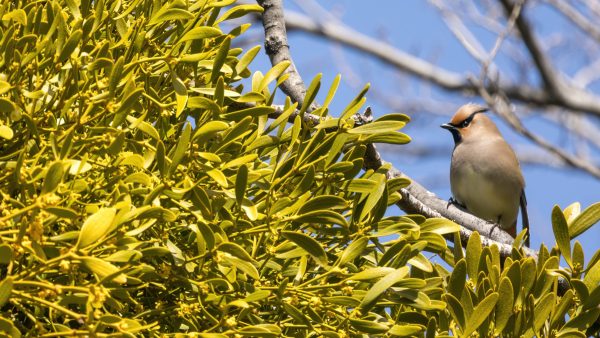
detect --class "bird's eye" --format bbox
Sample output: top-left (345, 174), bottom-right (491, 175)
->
top-left (460, 119), bottom-right (471, 128)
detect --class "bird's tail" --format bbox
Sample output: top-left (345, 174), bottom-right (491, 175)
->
top-left (520, 190), bottom-right (530, 247)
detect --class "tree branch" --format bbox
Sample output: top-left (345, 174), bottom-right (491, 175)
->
top-left (260, 9), bottom-right (600, 118)
top-left (256, 0), bottom-right (315, 110)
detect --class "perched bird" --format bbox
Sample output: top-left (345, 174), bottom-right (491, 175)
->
top-left (441, 104), bottom-right (529, 244)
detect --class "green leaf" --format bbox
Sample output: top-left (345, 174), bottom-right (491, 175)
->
top-left (494, 277), bottom-right (514, 335)
top-left (388, 324), bottom-right (423, 337)
top-left (0, 277), bottom-right (13, 307)
top-left (222, 106), bottom-right (275, 121)
top-left (0, 125), bottom-right (13, 140)
top-left (58, 29), bottom-right (82, 63)
top-left (0, 98), bottom-right (15, 114)
top-left (466, 231), bottom-right (482, 284)
top-left (76, 208), bottom-right (117, 250)
top-left (113, 88), bottom-right (144, 126)
top-left (235, 45), bottom-right (261, 76)
top-left (337, 237), bottom-right (368, 266)
top-left (281, 231), bottom-right (328, 267)
top-left (444, 293), bottom-right (466, 331)
top-left (563, 307), bottom-right (600, 331)
top-left (533, 293), bottom-right (555, 334)
top-left (420, 218), bottom-right (460, 235)
top-left (193, 121), bottom-right (229, 143)
top-left (222, 154), bottom-right (257, 169)
top-left (340, 83), bottom-right (369, 121)
top-left (148, 8), bottom-right (193, 26)
top-left (282, 303), bottom-right (311, 327)
top-left (298, 196), bottom-right (347, 214)
top-left (359, 267), bottom-right (409, 311)
top-left (258, 61), bottom-right (290, 92)
top-left (215, 4), bottom-right (264, 24)
top-left (119, 153), bottom-right (145, 168)
top-left (299, 73), bottom-right (321, 114)
top-left (235, 165), bottom-right (248, 207)
top-left (375, 113), bottom-right (411, 123)
top-left (211, 37), bottom-right (231, 83)
top-left (569, 202), bottom-right (600, 238)
top-left (348, 121), bottom-right (406, 134)
top-left (105, 250), bottom-right (142, 263)
top-left (448, 259), bottom-right (466, 299)
top-left (46, 206), bottom-right (78, 219)
top-left (0, 244), bottom-right (13, 264)
top-left (3, 9), bottom-right (26, 25)
top-left (179, 26), bottom-right (222, 43)
top-left (218, 242), bottom-right (257, 266)
top-left (347, 267), bottom-right (397, 281)
top-left (169, 123), bottom-right (191, 176)
top-left (552, 205), bottom-right (572, 267)
top-left (207, 168), bottom-right (228, 188)
top-left (347, 178), bottom-right (377, 193)
top-left (42, 161), bottom-right (65, 194)
top-left (187, 96), bottom-right (221, 113)
top-left (80, 257), bottom-right (127, 284)
top-left (463, 292), bottom-right (499, 337)
top-left (350, 319), bottom-right (389, 334)
top-left (293, 210), bottom-right (348, 227)
top-left (365, 132), bottom-right (412, 144)
top-left (173, 75), bottom-right (188, 117)
top-left (323, 74), bottom-right (341, 110)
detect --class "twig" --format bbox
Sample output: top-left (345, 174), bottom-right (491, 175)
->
top-left (254, 9), bottom-right (600, 118)
top-left (498, 0), bottom-right (565, 96)
top-left (545, 0), bottom-right (600, 44)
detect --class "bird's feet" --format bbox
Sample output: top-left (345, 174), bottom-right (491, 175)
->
top-left (447, 197), bottom-right (466, 210)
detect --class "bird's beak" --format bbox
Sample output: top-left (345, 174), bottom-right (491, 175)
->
top-left (440, 123), bottom-right (456, 130)
top-left (441, 123), bottom-right (461, 144)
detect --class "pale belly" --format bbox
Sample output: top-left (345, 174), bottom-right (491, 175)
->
top-left (451, 166), bottom-right (520, 230)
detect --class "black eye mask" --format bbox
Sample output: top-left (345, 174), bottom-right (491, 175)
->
top-left (440, 107), bottom-right (488, 145)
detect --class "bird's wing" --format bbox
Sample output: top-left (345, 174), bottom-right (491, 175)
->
top-left (520, 190), bottom-right (530, 247)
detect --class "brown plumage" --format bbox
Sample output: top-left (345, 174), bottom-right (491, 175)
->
top-left (441, 104), bottom-right (529, 244)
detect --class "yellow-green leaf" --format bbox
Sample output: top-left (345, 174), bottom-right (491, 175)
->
top-left (76, 208), bottom-right (117, 249)
top-left (359, 267), bottom-right (409, 311)
top-left (80, 257), bottom-right (127, 284)
top-left (179, 26), bottom-right (222, 43)
top-left (570, 202), bottom-right (600, 239)
top-left (0, 277), bottom-right (13, 307)
top-left (0, 125), bottom-right (14, 140)
top-left (552, 205), bottom-right (572, 267)
top-left (281, 231), bottom-right (328, 267)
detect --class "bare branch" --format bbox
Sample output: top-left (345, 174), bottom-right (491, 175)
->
top-left (545, 0), bottom-right (600, 43)
top-left (256, 0), bottom-right (315, 110)
top-left (273, 10), bottom-right (600, 118)
top-left (498, 0), bottom-right (565, 95)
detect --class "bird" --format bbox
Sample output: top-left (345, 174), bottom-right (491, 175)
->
top-left (441, 103), bottom-right (529, 245)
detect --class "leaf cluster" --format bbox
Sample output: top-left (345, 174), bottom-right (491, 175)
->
top-left (0, 0), bottom-right (599, 337)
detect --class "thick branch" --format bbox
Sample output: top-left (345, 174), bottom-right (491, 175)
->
top-left (256, 0), bottom-right (314, 110)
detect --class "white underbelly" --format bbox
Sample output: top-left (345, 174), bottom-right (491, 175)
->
top-left (451, 166), bottom-right (519, 229)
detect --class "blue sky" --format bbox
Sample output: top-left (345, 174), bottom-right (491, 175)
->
top-left (239, 1), bottom-right (600, 257)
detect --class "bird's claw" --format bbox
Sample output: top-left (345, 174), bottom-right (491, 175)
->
top-left (447, 197), bottom-right (466, 209)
